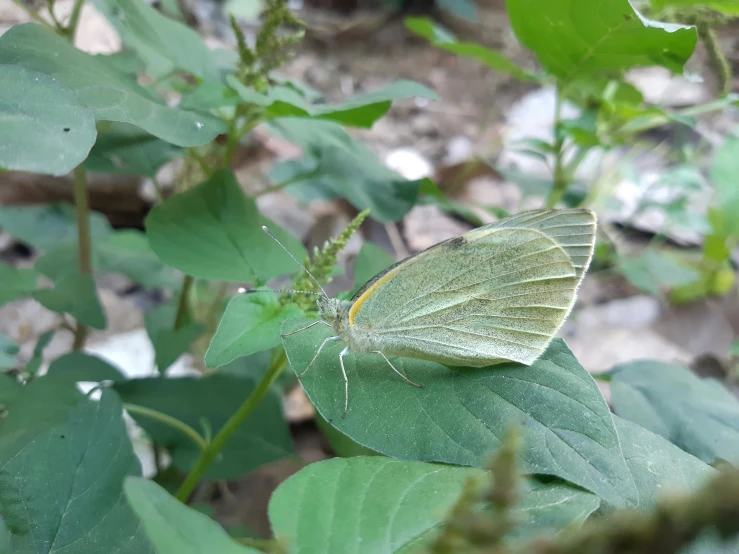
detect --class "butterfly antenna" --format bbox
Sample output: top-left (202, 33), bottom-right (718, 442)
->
top-left (262, 226), bottom-right (329, 298)
top-left (240, 287), bottom-right (323, 296)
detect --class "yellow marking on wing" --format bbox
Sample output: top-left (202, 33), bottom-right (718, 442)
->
top-left (349, 266), bottom-right (402, 325)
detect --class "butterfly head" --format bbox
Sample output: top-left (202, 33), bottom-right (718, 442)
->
top-left (318, 296), bottom-right (352, 332)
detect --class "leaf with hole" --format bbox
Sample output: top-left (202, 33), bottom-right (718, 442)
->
top-left (116, 373), bottom-right (293, 479)
top-left (206, 291), bottom-right (303, 368)
top-left (0, 24), bottom-right (224, 147)
top-left (146, 169), bottom-right (307, 282)
top-left (282, 319), bottom-right (637, 507)
top-left (0, 65), bottom-right (97, 176)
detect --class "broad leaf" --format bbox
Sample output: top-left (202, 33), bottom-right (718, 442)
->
top-left (116, 374), bottom-right (293, 479)
top-left (0, 24), bottom-right (224, 147)
top-left (0, 334), bottom-right (19, 370)
top-left (146, 169), bottom-right (307, 282)
top-left (144, 303), bottom-right (204, 373)
top-left (0, 387), bottom-right (155, 554)
top-left (33, 273), bottom-right (107, 329)
top-left (206, 291), bottom-right (303, 368)
top-left (84, 122), bottom-right (183, 177)
top-left (506, 0), bottom-right (697, 81)
top-left (92, 0), bottom-right (220, 81)
top-left (124, 478), bottom-right (260, 554)
top-left (269, 457), bottom-right (599, 554)
top-left (47, 352), bottom-right (127, 384)
top-left (268, 119), bottom-right (423, 222)
top-left (609, 360), bottom-right (739, 465)
top-left (0, 65), bottom-right (96, 176)
top-left (282, 320), bottom-right (637, 507)
top-left (353, 242), bottom-right (395, 291)
top-left (0, 203), bottom-right (111, 251)
top-left (0, 264), bottom-right (39, 307)
top-left (405, 18), bottom-right (538, 81)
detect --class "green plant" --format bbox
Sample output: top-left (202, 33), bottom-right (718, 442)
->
top-left (2, 1), bottom-right (739, 553)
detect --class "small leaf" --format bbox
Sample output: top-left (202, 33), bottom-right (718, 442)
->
top-left (33, 273), bottom-right (107, 329)
top-left (144, 303), bottom-right (204, 374)
top-left (24, 330), bottom-right (54, 377)
top-left (609, 360), bottom-right (739, 464)
top-left (405, 17), bottom-right (538, 82)
top-left (282, 319), bottom-right (637, 507)
top-left (353, 242), bottom-right (395, 291)
top-left (47, 352), bottom-right (127, 384)
top-left (0, 333), bottom-right (19, 370)
top-left (116, 374), bottom-right (293, 479)
top-left (268, 457), bottom-right (599, 553)
top-left (0, 65), bottom-right (96, 176)
top-left (84, 122), bottom-right (183, 177)
top-left (506, 0), bottom-right (697, 81)
top-left (0, 264), bottom-right (39, 307)
top-left (92, 0), bottom-right (220, 82)
top-left (124, 478), bottom-right (260, 554)
top-left (206, 291), bottom-right (303, 368)
top-left (0, 24), bottom-right (225, 147)
top-left (146, 169), bottom-right (307, 282)
top-left (0, 386), bottom-right (155, 554)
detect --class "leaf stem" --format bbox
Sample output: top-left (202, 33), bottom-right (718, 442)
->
top-left (174, 275), bottom-right (194, 331)
top-left (11, 0), bottom-right (55, 29)
top-left (175, 350), bottom-right (288, 502)
top-left (697, 20), bottom-right (732, 97)
top-left (255, 168), bottom-right (322, 198)
top-left (124, 403), bottom-right (208, 451)
top-left (545, 84), bottom-right (568, 209)
top-left (72, 165), bottom-right (92, 351)
top-left (64, 0), bottom-right (86, 40)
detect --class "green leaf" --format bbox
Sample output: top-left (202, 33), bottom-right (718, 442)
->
top-left (609, 360), bottom-right (739, 465)
top-left (206, 291), bottom-right (303, 368)
top-left (47, 352), bottom-right (127, 384)
top-left (261, 80), bottom-right (439, 128)
top-left (84, 122), bottom-right (183, 177)
top-left (0, 387), bottom-right (155, 554)
top-left (144, 303), bottom-right (204, 373)
top-left (146, 169), bottom-right (307, 282)
top-left (33, 273), bottom-right (107, 329)
top-left (0, 333), bottom-right (19, 370)
top-left (282, 319), bottom-right (637, 507)
top-left (268, 457), bottom-right (600, 553)
top-left (179, 81), bottom-right (242, 111)
top-left (0, 65), bottom-right (96, 176)
top-left (24, 330), bottom-right (54, 377)
top-left (115, 374), bottom-right (293, 479)
top-left (651, 0), bottom-right (739, 15)
top-left (268, 119), bottom-right (423, 223)
top-left (614, 416), bottom-right (715, 510)
top-left (124, 478), bottom-right (260, 554)
top-left (353, 242), bottom-right (395, 291)
top-left (0, 203), bottom-right (111, 251)
top-left (506, 0), bottom-right (697, 81)
top-left (92, 0), bottom-right (220, 82)
top-left (0, 24), bottom-right (225, 147)
top-left (616, 249), bottom-right (700, 296)
top-left (0, 264), bottom-right (39, 307)
top-left (404, 17), bottom-right (538, 81)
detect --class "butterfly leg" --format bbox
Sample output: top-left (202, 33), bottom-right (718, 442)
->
top-left (339, 346), bottom-right (350, 419)
top-left (299, 335), bottom-right (340, 377)
top-left (281, 320), bottom-right (332, 337)
top-left (372, 351), bottom-right (424, 389)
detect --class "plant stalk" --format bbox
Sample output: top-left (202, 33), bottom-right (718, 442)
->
top-left (546, 85), bottom-right (568, 209)
top-left (11, 0), bottom-right (55, 29)
top-left (175, 350), bottom-right (288, 502)
top-left (697, 20), bottom-right (732, 97)
top-left (72, 166), bottom-right (92, 351)
top-left (174, 275), bottom-right (194, 331)
top-left (124, 403), bottom-right (208, 451)
top-left (65, 0), bottom-right (86, 40)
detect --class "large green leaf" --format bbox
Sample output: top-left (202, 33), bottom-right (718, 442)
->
top-left (115, 374), bottom-right (293, 479)
top-left (651, 0), bottom-right (739, 15)
top-left (33, 273), bottom-right (107, 329)
top-left (0, 387), bottom-right (155, 554)
top-left (506, 0), bottom-right (697, 81)
top-left (609, 360), bottom-right (739, 465)
top-left (146, 169), bottom-right (307, 282)
top-left (0, 65), bottom-right (97, 176)
top-left (404, 18), bottom-right (538, 81)
top-left (92, 0), bottom-right (220, 82)
top-left (268, 457), bottom-right (599, 554)
top-left (47, 352), bottom-right (127, 384)
top-left (124, 478), bottom-right (260, 554)
top-left (267, 119), bottom-right (423, 223)
top-left (282, 320), bottom-right (637, 507)
top-left (206, 291), bottom-right (303, 368)
top-left (230, 78), bottom-right (438, 128)
top-left (144, 302), bottom-right (204, 373)
top-left (0, 264), bottom-right (39, 307)
top-left (0, 24), bottom-right (224, 147)
top-left (0, 203), bottom-right (111, 251)
top-left (84, 122), bottom-right (183, 177)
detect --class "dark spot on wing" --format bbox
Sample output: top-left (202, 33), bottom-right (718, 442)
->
top-left (63, 128), bottom-right (70, 132)
top-left (446, 236), bottom-right (466, 249)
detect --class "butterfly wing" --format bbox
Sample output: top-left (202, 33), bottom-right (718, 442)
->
top-left (348, 209), bottom-right (595, 367)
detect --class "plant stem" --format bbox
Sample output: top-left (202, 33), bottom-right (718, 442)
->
top-left (546, 85), bottom-right (568, 209)
top-left (11, 0), bottom-right (55, 29)
top-left (72, 166), bottom-right (92, 351)
top-left (697, 20), bottom-right (732, 97)
top-left (255, 168), bottom-right (321, 198)
top-left (175, 351), bottom-right (288, 502)
top-left (64, 0), bottom-right (85, 40)
top-left (124, 403), bottom-right (208, 451)
top-left (174, 275), bottom-right (194, 331)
